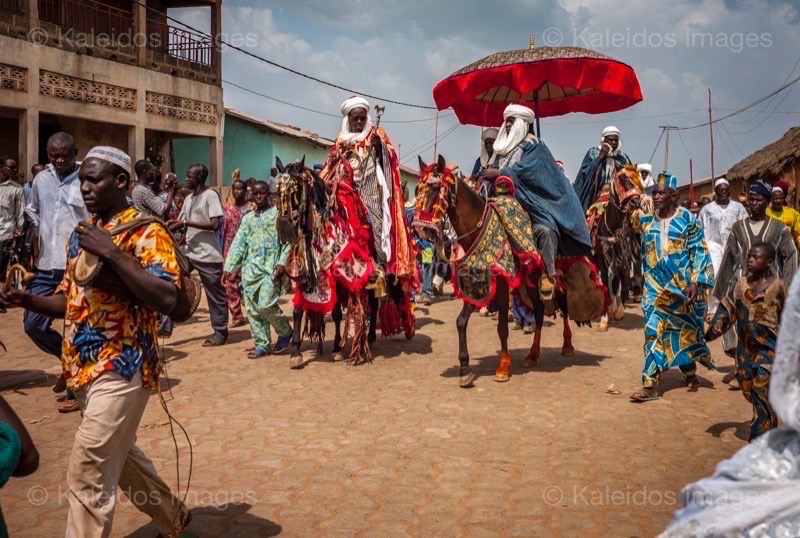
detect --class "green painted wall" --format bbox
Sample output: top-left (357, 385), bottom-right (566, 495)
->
top-left (171, 115), bottom-right (332, 186)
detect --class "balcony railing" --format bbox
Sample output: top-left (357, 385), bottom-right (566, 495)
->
top-left (0, 0), bottom-right (23, 12)
top-left (148, 18), bottom-right (212, 67)
top-left (38, 0), bottom-right (133, 39)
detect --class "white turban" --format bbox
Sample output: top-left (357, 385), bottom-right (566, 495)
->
top-left (714, 178), bottom-right (729, 188)
top-left (339, 96), bottom-right (373, 145)
top-left (494, 104), bottom-right (535, 156)
top-left (601, 126), bottom-right (621, 140)
top-left (85, 146), bottom-right (131, 175)
top-left (503, 104), bottom-right (536, 123)
top-left (481, 128), bottom-right (499, 141)
top-left (638, 163), bottom-right (652, 175)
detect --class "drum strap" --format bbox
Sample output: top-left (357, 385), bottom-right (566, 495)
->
top-left (108, 216), bottom-right (191, 275)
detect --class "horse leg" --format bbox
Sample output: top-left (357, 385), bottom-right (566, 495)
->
top-left (495, 280), bottom-right (511, 383)
top-left (331, 298), bottom-right (345, 362)
top-left (612, 275), bottom-right (625, 321)
top-left (523, 292), bottom-right (544, 368)
top-left (457, 302), bottom-right (476, 388)
top-left (288, 307), bottom-right (308, 369)
top-left (561, 316), bottom-right (575, 357)
top-left (367, 291), bottom-right (378, 344)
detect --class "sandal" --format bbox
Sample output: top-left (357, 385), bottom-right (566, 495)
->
top-left (247, 348), bottom-right (269, 359)
top-left (202, 334), bottom-right (227, 347)
top-left (629, 388), bottom-right (659, 402)
top-left (57, 399), bottom-right (80, 413)
top-left (272, 335), bottom-right (291, 355)
top-left (228, 318), bottom-right (248, 328)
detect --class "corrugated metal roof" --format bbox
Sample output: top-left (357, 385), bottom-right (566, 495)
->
top-left (224, 108), bottom-right (336, 148)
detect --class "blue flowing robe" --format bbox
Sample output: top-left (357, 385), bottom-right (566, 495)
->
top-left (573, 147), bottom-right (631, 211)
top-left (640, 207), bottom-right (716, 384)
top-left (498, 137), bottom-right (592, 257)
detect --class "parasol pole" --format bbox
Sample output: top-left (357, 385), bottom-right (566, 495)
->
top-left (534, 98), bottom-right (541, 138)
top-left (432, 111), bottom-right (439, 160)
top-left (708, 89), bottom-right (715, 183)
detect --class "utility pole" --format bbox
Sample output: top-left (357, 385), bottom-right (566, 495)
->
top-left (708, 89), bottom-right (715, 182)
top-left (432, 112), bottom-right (440, 161)
top-left (658, 125), bottom-right (677, 171)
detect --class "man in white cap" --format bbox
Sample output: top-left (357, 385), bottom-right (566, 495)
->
top-left (319, 96), bottom-right (417, 343)
top-left (573, 126), bottom-right (632, 211)
top-left (698, 177), bottom-right (749, 321)
top-left (482, 104), bottom-right (592, 298)
top-left (0, 146), bottom-right (190, 536)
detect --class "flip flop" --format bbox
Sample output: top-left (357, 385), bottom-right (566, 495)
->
top-left (629, 389), bottom-right (659, 402)
top-left (247, 348), bottom-right (269, 359)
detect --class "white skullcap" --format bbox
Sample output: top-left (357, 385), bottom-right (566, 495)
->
top-left (602, 126), bottom-right (621, 139)
top-left (341, 96), bottom-right (370, 117)
top-left (773, 185), bottom-right (784, 193)
top-left (638, 163), bottom-right (652, 174)
top-left (503, 104), bottom-right (535, 123)
top-left (481, 128), bottom-right (499, 140)
top-left (85, 146), bottom-right (131, 175)
top-left (714, 178), bottom-right (729, 188)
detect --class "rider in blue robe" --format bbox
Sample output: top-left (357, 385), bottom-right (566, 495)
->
top-left (482, 104), bottom-right (592, 296)
top-left (573, 126), bottom-right (632, 211)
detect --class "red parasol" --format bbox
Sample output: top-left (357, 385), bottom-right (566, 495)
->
top-left (433, 38), bottom-right (643, 132)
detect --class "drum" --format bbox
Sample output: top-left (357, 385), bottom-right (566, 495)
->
top-left (72, 250), bottom-right (201, 323)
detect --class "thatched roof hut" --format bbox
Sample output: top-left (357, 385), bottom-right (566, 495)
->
top-left (727, 127), bottom-right (800, 186)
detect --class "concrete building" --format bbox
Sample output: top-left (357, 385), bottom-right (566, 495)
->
top-left (172, 108), bottom-right (335, 184)
top-left (0, 0), bottom-right (224, 184)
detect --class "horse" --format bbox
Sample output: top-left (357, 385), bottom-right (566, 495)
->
top-left (414, 155), bottom-right (590, 388)
top-left (275, 157), bottom-right (413, 368)
top-left (588, 165), bottom-right (644, 331)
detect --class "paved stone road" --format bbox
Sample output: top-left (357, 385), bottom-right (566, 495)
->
top-left (1, 291), bottom-right (749, 537)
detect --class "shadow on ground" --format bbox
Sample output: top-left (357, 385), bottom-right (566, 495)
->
top-left (125, 502), bottom-right (282, 537)
top-left (706, 420), bottom-right (750, 441)
top-left (439, 346), bottom-right (610, 382)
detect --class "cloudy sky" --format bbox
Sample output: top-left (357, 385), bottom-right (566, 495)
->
top-left (175, 0), bottom-right (799, 185)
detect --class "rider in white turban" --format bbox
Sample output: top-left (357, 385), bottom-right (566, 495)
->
top-left (493, 105), bottom-right (536, 156)
top-left (482, 103), bottom-right (593, 299)
top-left (338, 96), bottom-right (372, 145)
top-left (638, 163), bottom-right (655, 193)
top-left (573, 125), bottom-right (632, 211)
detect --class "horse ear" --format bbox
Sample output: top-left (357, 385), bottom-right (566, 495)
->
top-left (275, 157), bottom-right (285, 174)
top-left (437, 154), bottom-right (447, 171)
top-left (418, 156), bottom-right (427, 172)
top-left (300, 155), bottom-right (305, 168)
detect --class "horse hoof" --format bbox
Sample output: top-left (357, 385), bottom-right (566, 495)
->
top-left (522, 356), bottom-right (538, 368)
top-left (331, 352), bottom-right (346, 363)
top-left (561, 347), bottom-right (575, 357)
top-left (612, 306), bottom-right (625, 321)
top-left (459, 371), bottom-right (477, 388)
top-left (289, 353), bottom-right (310, 369)
top-left (597, 320), bottom-right (609, 332)
top-left (494, 373), bottom-right (510, 383)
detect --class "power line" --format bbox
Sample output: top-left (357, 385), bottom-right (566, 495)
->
top-left (131, 0), bottom-right (436, 110)
top-left (675, 129), bottom-right (709, 177)
top-left (400, 125), bottom-right (461, 165)
top-left (675, 72), bottom-right (800, 130)
top-left (712, 104), bottom-right (745, 157)
top-left (648, 128), bottom-right (665, 163)
top-left (224, 80), bottom-right (451, 123)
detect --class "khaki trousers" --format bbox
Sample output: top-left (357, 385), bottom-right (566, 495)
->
top-left (66, 371), bottom-right (182, 538)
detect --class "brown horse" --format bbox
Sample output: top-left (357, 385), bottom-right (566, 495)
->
top-left (415, 155), bottom-right (576, 388)
top-left (590, 165), bottom-right (643, 331)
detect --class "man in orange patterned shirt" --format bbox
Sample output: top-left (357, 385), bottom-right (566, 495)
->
top-left (0, 146), bottom-right (190, 537)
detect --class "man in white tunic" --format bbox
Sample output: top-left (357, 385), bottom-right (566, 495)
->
top-left (698, 177), bottom-right (748, 319)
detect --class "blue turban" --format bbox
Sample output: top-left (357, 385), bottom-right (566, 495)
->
top-left (749, 179), bottom-right (772, 199)
top-left (657, 171), bottom-right (678, 190)
top-left (313, 163), bottom-right (323, 170)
